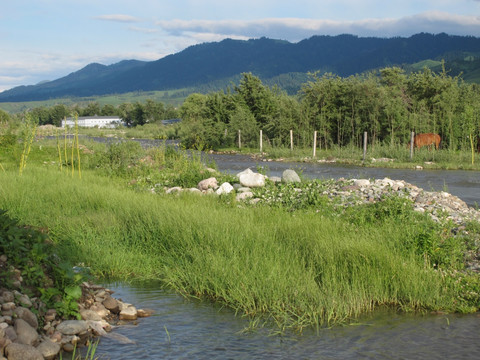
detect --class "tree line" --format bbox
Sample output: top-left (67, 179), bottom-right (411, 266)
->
top-left (2, 64), bottom-right (479, 153)
top-left (179, 66), bottom-right (480, 151)
top-left (7, 100), bottom-right (179, 127)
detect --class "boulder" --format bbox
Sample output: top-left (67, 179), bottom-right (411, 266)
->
top-left (89, 303), bottom-right (109, 318)
top-left (102, 296), bottom-right (120, 314)
top-left (5, 343), bottom-right (43, 360)
top-left (282, 169), bottom-right (301, 183)
top-left (18, 295), bottom-right (32, 308)
top-left (1, 302), bottom-right (15, 312)
top-left (1, 291), bottom-right (14, 303)
top-left (236, 192), bottom-right (254, 201)
top-left (236, 168), bottom-right (254, 178)
top-left (4, 326), bottom-right (17, 342)
top-left (80, 309), bottom-right (103, 321)
top-left (56, 320), bottom-right (89, 335)
top-left (216, 182), bottom-right (234, 195)
top-left (36, 338), bottom-right (61, 360)
top-left (353, 179), bottom-right (370, 187)
top-left (119, 305), bottom-right (137, 321)
top-left (197, 177), bottom-right (218, 191)
top-left (239, 173), bottom-right (265, 188)
top-left (14, 319), bottom-right (38, 346)
top-left (13, 307), bottom-right (38, 329)
top-left (165, 187), bottom-right (182, 194)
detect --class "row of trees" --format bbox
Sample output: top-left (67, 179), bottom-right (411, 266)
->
top-left (2, 65), bottom-right (479, 152)
top-left (179, 67), bottom-right (480, 151)
top-left (12, 100), bottom-right (179, 127)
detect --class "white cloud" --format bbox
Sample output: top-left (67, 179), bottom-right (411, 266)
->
top-left (129, 26), bottom-right (158, 34)
top-left (156, 11), bottom-right (480, 40)
top-left (94, 14), bottom-right (142, 23)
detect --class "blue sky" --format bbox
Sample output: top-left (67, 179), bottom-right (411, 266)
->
top-left (1, 0), bottom-right (480, 92)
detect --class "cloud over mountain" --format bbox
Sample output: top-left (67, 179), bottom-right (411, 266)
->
top-left (156, 12), bottom-right (480, 40)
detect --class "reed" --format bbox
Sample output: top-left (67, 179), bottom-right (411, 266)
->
top-left (56, 128), bottom-right (63, 172)
top-left (18, 113), bottom-right (37, 175)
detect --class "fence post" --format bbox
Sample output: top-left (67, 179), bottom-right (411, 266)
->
top-left (290, 130), bottom-right (293, 151)
top-left (363, 131), bottom-right (367, 162)
top-left (410, 131), bottom-right (415, 160)
top-left (238, 130), bottom-right (241, 149)
top-left (313, 131), bottom-right (317, 158)
top-left (259, 129), bottom-right (263, 153)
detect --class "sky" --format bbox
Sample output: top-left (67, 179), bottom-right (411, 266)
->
top-left (1, 0), bottom-right (480, 93)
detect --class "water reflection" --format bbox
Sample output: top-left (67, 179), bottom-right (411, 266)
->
top-left (93, 281), bottom-right (480, 359)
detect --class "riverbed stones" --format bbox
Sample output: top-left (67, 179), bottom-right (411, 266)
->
top-left (0, 275), bottom-right (151, 359)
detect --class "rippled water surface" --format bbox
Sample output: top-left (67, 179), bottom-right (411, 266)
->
top-left (91, 281), bottom-right (480, 360)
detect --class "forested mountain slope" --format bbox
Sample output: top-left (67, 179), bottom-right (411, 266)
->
top-left (1, 33), bottom-right (479, 102)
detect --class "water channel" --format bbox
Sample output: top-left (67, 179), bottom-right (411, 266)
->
top-left (92, 281), bottom-right (480, 359)
top-left (65, 136), bottom-right (480, 358)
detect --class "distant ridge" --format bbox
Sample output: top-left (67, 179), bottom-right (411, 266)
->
top-left (1, 33), bottom-right (480, 102)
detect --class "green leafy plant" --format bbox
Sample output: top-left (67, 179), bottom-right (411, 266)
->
top-left (0, 209), bottom-right (86, 320)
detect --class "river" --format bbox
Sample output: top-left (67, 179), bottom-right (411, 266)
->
top-left (90, 281), bottom-right (480, 359)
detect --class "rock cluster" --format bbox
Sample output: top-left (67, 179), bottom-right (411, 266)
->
top-left (163, 168), bottom-right (480, 227)
top-left (0, 257), bottom-right (153, 360)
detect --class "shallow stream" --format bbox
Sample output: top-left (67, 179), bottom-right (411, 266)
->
top-left (92, 281), bottom-right (480, 359)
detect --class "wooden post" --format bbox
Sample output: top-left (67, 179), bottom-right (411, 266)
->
top-left (259, 129), bottom-right (263, 153)
top-left (410, 131), bottom-right (415, 160)
top-left (238, 130), bottom-right (241, 149)
top-left (363, 131), bottom-right (367, 162)
top-left (290, 130), bottom-right (293, 151)
top-left (313, 131), bottom-right (317, 158)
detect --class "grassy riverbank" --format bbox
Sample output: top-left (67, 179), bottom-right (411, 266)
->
top-left (1, 139), bottom-right (479, 331)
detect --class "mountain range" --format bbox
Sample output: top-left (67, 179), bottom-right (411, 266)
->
top-left (1, 32), bottom-right (480, 102)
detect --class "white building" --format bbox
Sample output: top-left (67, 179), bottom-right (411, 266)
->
top-left (62, 116), bottom-right (125, 128)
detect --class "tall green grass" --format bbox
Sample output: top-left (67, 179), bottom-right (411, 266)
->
top-left (0, 165), bottom-right (461, 331)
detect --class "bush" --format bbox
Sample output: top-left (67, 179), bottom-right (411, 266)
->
top-left (0, 209), bottom-right (85, 319)
top-left (91, 141), bottom-right (144, 177)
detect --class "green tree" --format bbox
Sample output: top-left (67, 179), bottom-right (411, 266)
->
top-left (101, 104), bottom-right (118, 116)
top-left (234, 73), bottom-right (279, 141)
